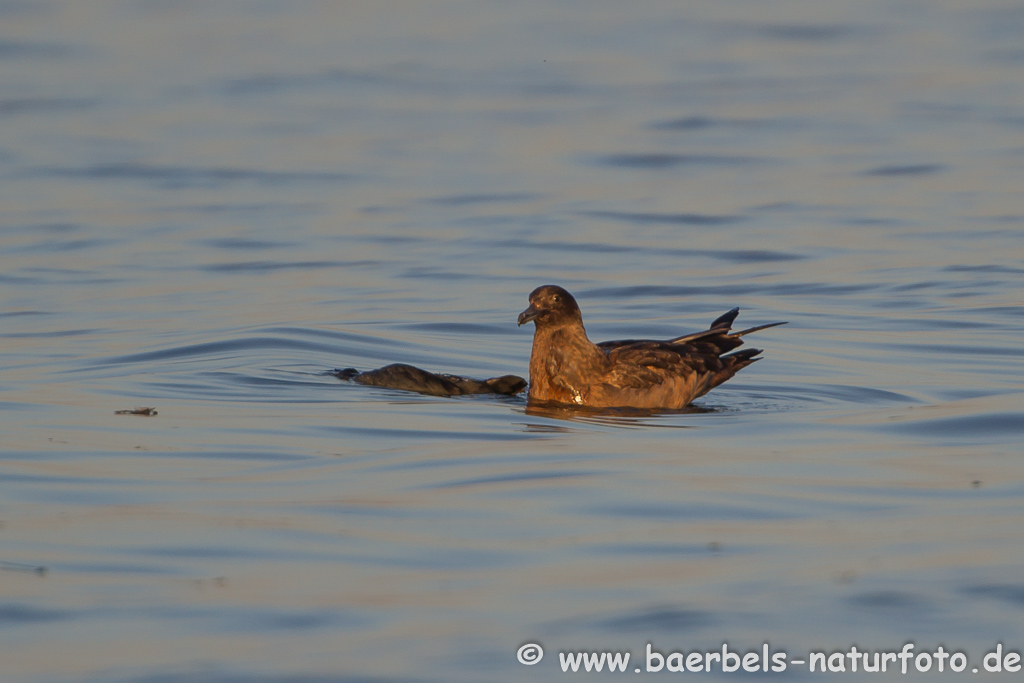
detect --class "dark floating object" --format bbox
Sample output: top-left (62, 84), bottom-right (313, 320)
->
top-left (114, 407), bottom-right (158, 416)
top-left (518, 285), bottom-right (785, 409)
top-left (333, 364), bottom-right (526, 397)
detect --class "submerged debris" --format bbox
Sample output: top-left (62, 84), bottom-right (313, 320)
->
top-left (115, 407), bottom-right (158, 416)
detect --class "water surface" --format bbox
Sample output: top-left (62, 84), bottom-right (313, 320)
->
top-left (1, 1), bottom-right (1023, 681)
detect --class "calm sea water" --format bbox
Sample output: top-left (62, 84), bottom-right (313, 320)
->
top-left (2, 1), bottom-right (1023, 681)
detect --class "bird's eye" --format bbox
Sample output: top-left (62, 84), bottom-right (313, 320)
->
top-left (552, 295), bottom-right (560, 303)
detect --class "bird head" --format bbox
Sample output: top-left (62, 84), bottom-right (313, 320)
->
top-left (517, 285), bottom-right (583, 328)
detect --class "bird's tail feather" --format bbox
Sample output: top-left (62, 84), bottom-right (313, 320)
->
top-left (709, 307), bottom-right (740, 330)
top-left (735, 321), bottom-right (788, 336)
top-left (669, 314), bottom-right (785, 346)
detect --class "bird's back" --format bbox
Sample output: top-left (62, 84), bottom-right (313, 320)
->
top-left (587, 335), bottom-right (763, 408)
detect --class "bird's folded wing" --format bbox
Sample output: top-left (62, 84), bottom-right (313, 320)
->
top-left (603, 342), bottom-right (708, 389)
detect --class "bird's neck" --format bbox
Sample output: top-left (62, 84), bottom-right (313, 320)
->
top-left (529, 322), bottom-right (608, 401)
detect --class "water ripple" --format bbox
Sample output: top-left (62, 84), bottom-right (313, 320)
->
top-left (424, 470), bottom-right (598, 490)
top-left (312, 425), bottom-right (537, 442)
top-left (589, 502), bottom-right (798, 521)
top-left (85, 335), bottom-right (386, 368)
top-left (846, 591), bottom-right (933, 611)
top-left (595, 153), bottom-right (768, 169)
top-left (863, 163), bottom-right (945, 176)
top-left (0, 604), bottom-right (73, 626)
top-left (960, 584), bottom-right (1024, 607)
top-left (883, 412), bottom-right (1024, 441)
top-left (649, 115), bottom-right (786, 131)
top-left (758, 23), bottom-right (858, 42)
top-left (201, 238), bottom-right (297, 250)
top-left (202, 260), bottom-right (376, 273)
top-left (582, 282), bottom-right (876, 298)
top-left (0, 39), bottom-right (82, 60)
top-left (33, 163), bottom-right (355, 189)
top-left (422, 192), bottom-right (542, 206)
top-left (582, 210), bottom-right (743, 226)
top-left (594, 606), bottom-right (716, 634)
top-left (491, 237), bottom-right (803, 262)
top-left (0, 97), bottom-right (95, 117)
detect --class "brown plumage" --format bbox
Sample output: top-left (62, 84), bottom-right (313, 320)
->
top-left (333, 364), bottom-right (526, 397)
top-left (517, 285), bottom-right (785, 409)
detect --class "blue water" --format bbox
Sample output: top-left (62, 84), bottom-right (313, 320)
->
top-left (2, 1), bottom-right (1023, 680)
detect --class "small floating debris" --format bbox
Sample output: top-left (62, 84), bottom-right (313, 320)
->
top-left (0, 561), bottom-right (47, 576)
top-left (115, 407), bottom-right (158, 416)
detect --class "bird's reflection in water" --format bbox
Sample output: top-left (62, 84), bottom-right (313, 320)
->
top-left (519, 399), bottom-right (712, 429)
top-left (332, 362), bottom-right (725, 428)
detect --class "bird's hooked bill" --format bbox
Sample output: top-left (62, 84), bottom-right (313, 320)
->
top-left (517, 304), bottom-right (540, 326)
